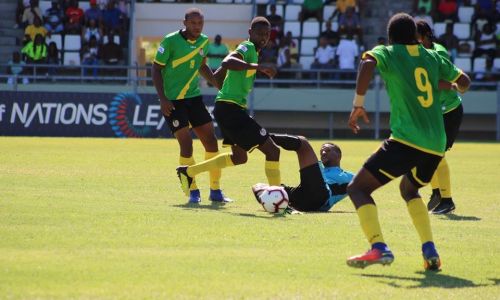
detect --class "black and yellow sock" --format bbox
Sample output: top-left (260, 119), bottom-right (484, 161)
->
top-left (356, 204), bottom-right (385, 244)
top-left (407, 198), bottom-right (433, 244)
top-left (265, 160), bottom-right (281, 186)
top-left (436, 158), bottom-right (451, 198)
top-left (180, 156), bottom-right (198, 191)
top-left (187, 153), bottom-right (234, 178)
top-left (205, 151), bottom-right (221, 190)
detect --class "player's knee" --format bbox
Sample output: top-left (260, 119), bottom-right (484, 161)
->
top-left (232, 152), bottom-right (248, 165)
top-left (399, 180), bottom-right (419, 201)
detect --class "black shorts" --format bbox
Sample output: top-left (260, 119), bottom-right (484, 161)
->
top-left (162, 96), bottom-right (213, 134)
top-left (443, 104), bottom-right (463, 150)
top-left (283, 163), bottom-right (330, 212)
top-left (213, 101), bottom-right (268, 152)
top-left (364, 139), bottom-right (442, 188)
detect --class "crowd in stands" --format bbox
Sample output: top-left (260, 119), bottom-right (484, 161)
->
top-left (8, 0), bottom-right (129, 85)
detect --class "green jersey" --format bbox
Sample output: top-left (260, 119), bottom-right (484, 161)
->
top-left (366, 44), bottom-right (462, 155)
top-left (433, 43), bottom-right (462, 114)
top-left (154, 30), bottom-right (209, 100)
top-left (216, 41), bottom-right (258, 108)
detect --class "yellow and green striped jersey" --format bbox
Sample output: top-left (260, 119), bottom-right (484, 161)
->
top-left (365, 44), bottom-right (462, 155)
top-left (433, 43), bottom-right (462, 114)
top-left (154, 30), bottom-right (209, 100)
top-left (216, 41), bottom-right (258, 108)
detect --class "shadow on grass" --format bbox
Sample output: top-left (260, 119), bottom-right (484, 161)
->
top-left (306, 210), bottom-right (356, 214)
top-left (359, 272), bottom-right (494, 289)
top-left (437, 214), bottom-right (481, 221)
top-left (172, 202), bottom-right (229, 211)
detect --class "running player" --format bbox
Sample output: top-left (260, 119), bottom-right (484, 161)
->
top-left (176, 17), bottom-right (281, 195)
top-left (416, 20), bottom-right (462, 214)
top-left (346, 13), bottom-right (471, 271)
top-left (152, 8), bottom-right (230, 203)
top-left (253, 135), bottom-right (354, 212)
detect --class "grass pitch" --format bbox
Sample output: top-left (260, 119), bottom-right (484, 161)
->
top-left (0, 137), bottom-right (499, 299)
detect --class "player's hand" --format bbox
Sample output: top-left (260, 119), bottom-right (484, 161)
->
top-left (257, 64), bottom-right (277, 78)
top-left (160, 98), bottom-right (175, 117)
top-left (348, 106), bottom-right (369, 134)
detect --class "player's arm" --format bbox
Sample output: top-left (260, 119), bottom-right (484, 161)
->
top-left (199, 57), bottom-right (222, 90)
top-left (348, 55), bottom-right (375, 134)
top-left (221, 52), bottom-right (276, 78)
top-left (152, 62), bottom-right (174, 117)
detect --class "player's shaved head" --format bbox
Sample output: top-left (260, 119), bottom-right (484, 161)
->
top-left (185, 7), bottom-right (203, 20)
top-left (250, 16), bottom-right (270, 29)
top-left (322, 142), bottom-right (342, 157)
top-left (387, 13), bottom-right (417, 45)
top-left (416, 19), bottom-right (434, 40)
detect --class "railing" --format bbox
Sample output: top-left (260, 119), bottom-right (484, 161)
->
top-left (1, 63), bottom-right (499, 140)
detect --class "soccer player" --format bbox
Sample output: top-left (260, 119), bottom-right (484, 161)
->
top-left (346, 13), bottom-right (470, 271)
top-left (176, 17), bottom-right (281, 195)
top-left (416, 20), bottom-right (463, 214)
top-left (253, 135), bottom-right (354, 212)
top-left (152, 8), bottom-right (230, 203)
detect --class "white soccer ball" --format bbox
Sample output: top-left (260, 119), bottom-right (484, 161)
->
top-left (258, 186), bottom-right (289, 213)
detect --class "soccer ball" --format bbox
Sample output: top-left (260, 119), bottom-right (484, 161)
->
top-left (258, 186), bottom-right (289, 213)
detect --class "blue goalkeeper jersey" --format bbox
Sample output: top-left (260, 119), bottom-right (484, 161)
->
top-left (318, 164), bottom-right (354, 211)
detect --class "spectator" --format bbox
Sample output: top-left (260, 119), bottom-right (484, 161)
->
top-left (21, 0), bottom-right (43, 29)
top-left (472, 22), bottom-right (497, 63)
top-left (472, 0), bottom-right (496, 24)
top-left (265, 4), bottom-right (284, 44)
top-left (438, 23), bottom-right (459, 62)
top-left (7, 51), bottom-right (29, 85)
top-left (299, 0), bottom-right (324, 23)
top-left (46, 41), bottom-right (60, 77)
top-left (413, 0), bottom-right (433, 15)
top-left (99, 32), bottom-right (123, 65)
top-left (15, 0), bottom-right (26, 29)
top-left (277, 37), bottom-right (302, 79)
top-left (335, 33), bottom-right (359, 79)
top-left (206, 34), bottom-right (229, 72)
top-left (339, 6), bottom-right (362, 41)
top-left (65, 0), bottom-right (84, 34)
top-left (83, 18), bottom-right (102, 44)
top-left (81, 36), bottom-right (100, 77)
top-left (85, 0), bottom-right (103, 27)
top-left (329, 0), bottom-right (356, 21)
top-left (436, 0), bottom-right (459, 22)
top-left (414, 7), bottom-right (434, 29)
top-left (320, 20), bottom-right (340, 46)
top-left (102, 0), bottom-right (124, 35)
top-left (25, 15), bottom-right (47, 42)
top-left (44, 0), bottom-right (64, 34)
top-left (312, 36), bottom-right (335, 78)
top-left (98, 0), bottom-right (109, 10)
top-left (22, 33), bottom-right (47, 64)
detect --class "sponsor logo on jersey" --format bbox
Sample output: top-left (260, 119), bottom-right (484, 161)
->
top-left (260, 128), bottom-right (267, 136)
top-left (158, 46), bottom-right (165, 54)
top-left (237, 44), bottom-right (248, 52)
top-left (173, 120), bottom-right (179, 127)
top-left (199, 49), bottom-right (204, 56)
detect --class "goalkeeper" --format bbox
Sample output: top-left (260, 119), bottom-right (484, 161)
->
top-left (253, 134), bottom-right (354, 212)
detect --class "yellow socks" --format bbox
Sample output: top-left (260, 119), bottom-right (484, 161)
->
top-left (180, 156), bottom-right (197, 190)
top-left (265, 160), bottom-right (281, 186)
top-left (356, 204), bottom-right (385, 244)
top-left (430, 158), bottom-right (452, 198)
top-left (407, 198), bottom-right (433, 244)
top-left (205, 151), bottom-right (221, 190)
top-left (187, 153), bottom-right (234, 178)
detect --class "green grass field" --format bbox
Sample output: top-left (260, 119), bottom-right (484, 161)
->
top-left (1, 137), bottom-right (499, 299)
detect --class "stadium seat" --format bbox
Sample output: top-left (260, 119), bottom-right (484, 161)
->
top-left (267, 4), bottom-right (283, 16)
top-left (63, 52), bottom-right (80, 66)
top-left (102, 35), bottom-right (120, 45)
top-left (46, 34), bottom-right (62, 52)
top-left (299, 55), bottom-right (314, 69)
top-left (290, 0), bottom-right (304, 4)
top-left (458, 6), bottom-right (474, 23)
top-left (454, 23), bottom-right (471, 40)
top-left (454, 57), bottom-right (471, 73)
top-left (285, 5), bottom-right (301, 21)
top-left (39, 1), bottom-right (51, 14)
top-left (434, 22), bottom-right (447, 37)
top-left (284, 21), bottom-right (301, 37)
top-left (323, 5), bottom-right (336, 21)
top-left (79, 1), bottom-right (90, 12)
top-left (493, 58), bottom-right (500, 71)
top-left (64, 35), bottom-right (81, 51)
top-left (300, 38), bottom-right (317, 55)
top-left (322, 21), bottom-right (339, 32)
top-left (458, 40), bottom-right (474, 57)
top-left (302, 21), bottom-right (320, 38)
top-left (256, 0), bottom-right (269, 3)
top-left (473, 57), bottom-right (487, 73)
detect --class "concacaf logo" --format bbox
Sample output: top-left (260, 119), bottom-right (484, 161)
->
top-left (108, 93), bottom-right (151, 137)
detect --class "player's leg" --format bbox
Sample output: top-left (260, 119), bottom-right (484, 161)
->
top-left (401, 152), bottom-right (442, 271)
top-left (257, 137), bottom-right (281, 186)
top-left (431, 104), bottom-right (463, 214)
